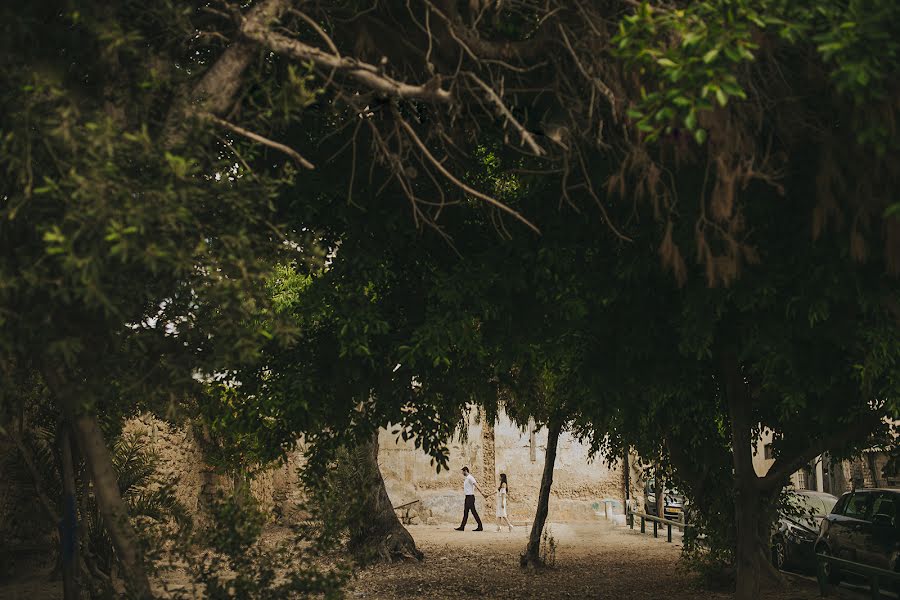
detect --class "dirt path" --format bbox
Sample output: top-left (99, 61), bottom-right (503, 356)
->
top-left (348, 521), bottom-right (856, 600)
top-left (0, 521), bottom-right (869, 599)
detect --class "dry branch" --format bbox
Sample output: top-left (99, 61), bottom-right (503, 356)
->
top-left (242, 24), bottom-right (452, 102)
top-left (204, 114), bottom-right (316, 169)
top-left (466, 72), bottom-right (544, 156)
top-left (396, 116), bottom-right (540, 234)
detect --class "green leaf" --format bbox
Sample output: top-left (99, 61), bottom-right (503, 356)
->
top-left (693, 128), bottom-right (707, 144)
top-left (702, 48), bottom-right (720, 63)
top-left (684, 110), bottom-right (698, 131)
top-left (682, 32), bottom-right (703, 47)
top-left (715, 88), bottom-right (728, 107)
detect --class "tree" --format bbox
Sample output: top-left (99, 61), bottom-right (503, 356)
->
top-left (584, 182), bottom-right (900, 598)
top-left (1, 2), bottom-right (321, 593)
top-left (4, 2), bottom-right (899, 596)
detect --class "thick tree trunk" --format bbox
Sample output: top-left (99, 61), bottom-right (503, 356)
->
top-left (59, 424), bottom-right (80, 600)
top-left (521, 418), bottom-right (562, 568)
top-left (44, 369), bottom-right (154, 599)
top-left (349, 433), bottom-right (423, 562)
top-left (721, 349), bottom-right (782, 600)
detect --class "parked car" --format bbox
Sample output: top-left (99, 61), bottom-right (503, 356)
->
top-left (816, 488), bottom-right (900, 584)
top-left (643, 479), bottom-right (686, 521)
top-left (771, 490), bottom-right (838, 571)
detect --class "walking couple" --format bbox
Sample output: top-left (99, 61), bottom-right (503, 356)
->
top-left (454, 466), bottom-right (513, 532)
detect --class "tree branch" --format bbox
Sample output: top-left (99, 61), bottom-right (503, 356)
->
top-left (204, 114), bottom-right (315, 169)
top-left (241, 24), bottom-right (451, 102)
top-left (425, 0), bottom-right (549, 63)
top-left (466, 72), bottom-right (544, 156)
top-left (557, 23), bottom-right (617, 121)
top-left (759, 414), bottom-right (883, 490)
top-left (163, 0), bottom-right (292, 144)
top-left (395, 116), bottom-right (540, 235)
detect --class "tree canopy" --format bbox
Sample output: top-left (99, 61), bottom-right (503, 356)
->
top-left (2, 1), bottom-right (899, 598)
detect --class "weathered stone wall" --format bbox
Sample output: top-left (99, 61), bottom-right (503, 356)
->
top-left (377, 409), bottom-right (629, 525)
top-left (1, 411), bottom-right (632, 537)
top-left (122, 414), bottom-right (305, 520)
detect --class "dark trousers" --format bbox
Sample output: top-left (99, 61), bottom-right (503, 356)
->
top-left (460, 494), bottom-right (482, 528)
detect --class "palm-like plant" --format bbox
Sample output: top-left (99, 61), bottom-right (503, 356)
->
top-left (5, 425), bottom-right (183, 586)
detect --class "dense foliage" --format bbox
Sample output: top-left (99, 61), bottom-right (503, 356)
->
top-left (2, 1), bottom-right (899, 598)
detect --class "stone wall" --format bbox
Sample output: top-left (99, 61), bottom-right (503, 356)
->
top-left (122, 414), bottom-right (305, 520)
top-left (126, 409), bottom-right (634, 525)
top-left (377, 409), bottom-right (631, 525)
top-left (1, 411), bottom-right (634, 539)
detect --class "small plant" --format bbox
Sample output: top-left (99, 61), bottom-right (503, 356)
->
top-left (164, 490), bottom-right (350, 600)
top-left (539, 525), bottom-right (557, 567)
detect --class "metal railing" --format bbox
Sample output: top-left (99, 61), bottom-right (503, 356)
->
top-left (816, 553), bottom-right (900, 599)
top-left (627, 509), bottom-right (690, 543)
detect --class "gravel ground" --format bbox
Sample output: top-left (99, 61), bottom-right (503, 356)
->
top-left (348, 521), bottom-right (861, 600)
top-left (0, 520), bottom-right (870, 599)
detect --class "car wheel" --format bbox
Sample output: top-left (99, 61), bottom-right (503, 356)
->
top-left (818, 546), bottom-right (841, 585)
top-left (771, 536), bottom-right (787, 571)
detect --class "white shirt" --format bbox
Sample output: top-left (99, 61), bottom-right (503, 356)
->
top-left (463, 473), bottom-right (477, 495)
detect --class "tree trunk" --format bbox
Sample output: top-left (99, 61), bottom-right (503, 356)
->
top-left (349, 433), bottom-right (422, 562)
top-left (44, 369), bottom-right (154, 599)
top-left (521, 418), bottom-right (562, 568)
top-left (721, 349), bottom-right (782, 600)
top-left (656, 470), bottom-right (665, 519)
top-left (59, 424), bottom-right (80, 600)
top-left (623, 447), bottom-right (630, 517)
top-left (72, 411), bottom-right (153, 598)
top-left (482, 417), bottom-right (496, 516)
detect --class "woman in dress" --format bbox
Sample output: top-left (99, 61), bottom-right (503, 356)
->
top-left (493, 473), bottom-right (512, 532)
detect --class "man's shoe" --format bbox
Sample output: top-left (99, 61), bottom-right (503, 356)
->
top-left (474, 527), bottom-right (484, 531)
top-left (454, 527), bottom-right (465, 531)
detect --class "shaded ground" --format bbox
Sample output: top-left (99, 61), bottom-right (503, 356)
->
top-left (349, 521), bottom-right (861, 600)
top-left (0, 520), bottom-right (873, 599)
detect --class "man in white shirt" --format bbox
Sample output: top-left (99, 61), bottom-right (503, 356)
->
top-left (454, 466), bottom-right (485, 531)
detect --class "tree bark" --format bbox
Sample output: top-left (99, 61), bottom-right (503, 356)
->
top-left (73, 412), bottom-right (153, 598)
top-left (481, 418), bottom-right (496, 516)
top-left (349, 433), bottom-right (423, 562)
top-left (656, 469), bottom-right (665, 519)
top-left (521, 418), bottom-right (562, 568)
top-left (44, 369), bottom-right (154, 600)
top-left (161, 0), bottom-right (291, 143)
top-left (59, 424), bottom-right (80, 600)
top-left (721, 349), bottom-right (782, 600)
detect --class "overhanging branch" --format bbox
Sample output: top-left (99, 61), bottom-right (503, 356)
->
top-left (396, 116), bottom-right (540, 235)
top-left (466, 72), bottom-right (545, 156)
top-left (759, 414), bottom-right (882, 490)
top-left (204, 114), bottom-right (315, 169)
top-left (242, 23), bottom-right (451, 102)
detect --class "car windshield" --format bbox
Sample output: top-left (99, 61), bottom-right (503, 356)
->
top-left (799, 494), bottom-right (837, 517)
top-left (647, 481), bottom-right (681, 496)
